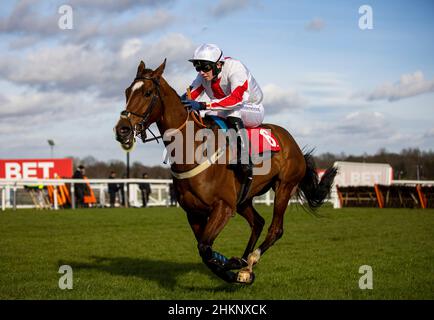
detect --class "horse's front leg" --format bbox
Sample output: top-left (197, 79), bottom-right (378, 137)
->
top-left (197, 200), bottom-right (239, 283)
top-left (186, 211), bottom-right (207, 242)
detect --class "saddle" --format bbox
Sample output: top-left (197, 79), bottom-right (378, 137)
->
top-left (206, 115), bottom-right (281, 205)
top-left (206, 115), bottom-right (281, 157)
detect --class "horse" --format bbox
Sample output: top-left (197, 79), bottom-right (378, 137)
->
top-left (114, 60), bottom-right (337, 284)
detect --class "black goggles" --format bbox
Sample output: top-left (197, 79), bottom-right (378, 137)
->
top-left (193, 61), bottom-right (214, 73)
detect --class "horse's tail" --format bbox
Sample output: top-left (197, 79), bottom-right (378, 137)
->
top-left (297, 151), bottom-right (338, 210)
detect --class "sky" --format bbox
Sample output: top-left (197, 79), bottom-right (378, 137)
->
top-left (0, 0), bottom-right (433, 166)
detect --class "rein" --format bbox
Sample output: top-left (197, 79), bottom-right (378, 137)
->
top-left (165, 110), bottom-right (207, 138)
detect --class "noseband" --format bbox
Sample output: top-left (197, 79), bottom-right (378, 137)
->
top-left (120, 76), bottom-right (162, 144)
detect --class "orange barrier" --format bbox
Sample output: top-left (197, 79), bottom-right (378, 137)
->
top-left (47, 176), bottom-right (96, 207)
top-left (47, 184), bottom-right (67, 207)
top-left (60, 183), bottom-right (71, 205)
top-left (374, 184), bottom-right (384, 208)
top-left (416, 184), bottom-right (427, 209)
top-left (336, 184), bottom-right (433, 209)
top-left (46, 176), bottom-right (72, 207)
top-left (83, 176), bottom-right (96, 205)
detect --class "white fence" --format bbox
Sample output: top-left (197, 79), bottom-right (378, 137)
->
top-left (3, 177), bottom-right (430, 211)
top-left (0, 178), bottom-right (174, 211)
top-left (0, 178), bottom-right (280, 211)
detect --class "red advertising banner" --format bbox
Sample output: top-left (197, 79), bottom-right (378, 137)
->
top-left (0, 158), bottom-right (73, 179)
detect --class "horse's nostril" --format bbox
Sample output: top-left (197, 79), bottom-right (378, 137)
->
top-left (119, 127), bottom-right (131, 135)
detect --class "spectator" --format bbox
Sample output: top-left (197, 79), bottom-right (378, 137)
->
top-left (118, 174), bottom-right (127, 207)
top-left (108, 171), bottom-right (118, 208)
top-left (72, 165), bottom-right (86, 208)
top-left (138, 173), bottom-right (151, 207)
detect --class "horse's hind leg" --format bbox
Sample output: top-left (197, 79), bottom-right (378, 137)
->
top-left (224, 200), bottom-right (265, 271)
top-left (258, 182), bottom-right (297, 254)
top-left (240, 201), bottom-right (265, 259)
top-left (241, 182), bottom-right (296, 275)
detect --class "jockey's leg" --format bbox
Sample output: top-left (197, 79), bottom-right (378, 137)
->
top-left (239, 103), bottom-right (264, 128)
top-left (226, 111), bottom-right (254, 204)
top-left (197, 200), bottom-right (237, 282)
top-left (226, 115), bottom-right (253, 175)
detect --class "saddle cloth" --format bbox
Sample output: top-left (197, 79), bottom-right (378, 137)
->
top-left (209, 116), bottom-right (281, 156)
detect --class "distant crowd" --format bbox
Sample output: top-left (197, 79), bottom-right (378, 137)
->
top-left (72, 165), bottom-right (176, 208)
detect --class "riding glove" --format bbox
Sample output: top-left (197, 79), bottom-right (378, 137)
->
top-left (182, 99), bottom-right (206, 111)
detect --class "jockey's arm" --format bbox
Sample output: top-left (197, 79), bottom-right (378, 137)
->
top-left (205, 64), bottom-right (249, 110)
top-left (186, 75), bottom-right (205, 101)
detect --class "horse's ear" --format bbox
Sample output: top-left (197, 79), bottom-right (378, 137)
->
top-left (152, 58), bottom-right (166, 78)
top-left (137, 60), bottom-right (146, 77)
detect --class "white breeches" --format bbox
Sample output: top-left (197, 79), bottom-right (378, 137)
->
top-left (200, 103), bottom-right (264, 128)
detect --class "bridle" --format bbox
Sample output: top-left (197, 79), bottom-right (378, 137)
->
top-left (119, 76), bottom-right (163, 144)
top-left (118, 75), bottom-right (207, 146)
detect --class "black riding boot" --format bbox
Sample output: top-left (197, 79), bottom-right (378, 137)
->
top-left (227, 117), bottom-right (253, 204)
top-left (226, 116), bottom-right (253, 174)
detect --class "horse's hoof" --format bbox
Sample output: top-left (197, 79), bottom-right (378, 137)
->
top-left (224, 257), bottom-right (248, 271)
top-left (236, 270), bottom-right (255, 285)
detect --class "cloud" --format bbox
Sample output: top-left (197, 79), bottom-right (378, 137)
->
top-left (0, 93), bottom-right (9, 105)
top-left (102, 10), bottom-right (174, 39)
top-left (0, 86), bottom-right (125, 159)
top-left (71, 0), bottom-right (174, 12)
top-left (269, 110), bottom-right (405, 155)
top-left (0, 89), bottom-right (114, 122)
top-left (262, 84), bottom-right (307, 114)
top-left (211, 0), bottom-right (255, 17)
top-left (142, 33), bottom-right (195, 66)
top-left (0, 1), bottom-right (175, 49)
top-left (367, 71), bottom-right (434, 102)
top-left (0, 33), bottom-right (196, 98)
top-left (120, 39), bottom-right (143, 59)
top-left (305, 18), bottom-right (326, 32)
top-left (288, 111), bottom-right (389, 140)
top-left (298, 72), bottom-right (346, 88)
top-left (296, 72), bottom-right (366, 109)
top-left (57, 9), bottom-right (175, 48)
top-left (423, 128), bottom-right (434, 139)
top-left (8, 35), bottom-right (42, 50)
top-left (0, 43), bottom-right (115, 93)
top-left (0, 30), bottom-right (197, 163)
top-left (334, 111), bottom-right (387, 135)
top-left (0, 0), bottom-right (58, 36)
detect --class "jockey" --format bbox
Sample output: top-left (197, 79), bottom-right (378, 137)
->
top-left (182, 43), bottom-right (265, 176)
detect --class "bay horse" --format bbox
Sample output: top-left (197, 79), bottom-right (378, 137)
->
top-left (114, 60), bottom-right (337, 284)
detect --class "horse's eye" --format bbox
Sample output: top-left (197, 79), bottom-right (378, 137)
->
top-left (144, 90), bottom-right (152, 97)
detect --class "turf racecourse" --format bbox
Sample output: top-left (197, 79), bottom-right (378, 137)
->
top-left (0, 205), bottom-right (433, 300)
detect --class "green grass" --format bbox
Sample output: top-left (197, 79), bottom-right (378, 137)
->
top-left (0, 205), bottom-right (433, 299)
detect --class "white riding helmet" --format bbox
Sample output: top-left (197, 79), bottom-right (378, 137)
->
top-left (189, 44), bottom-right (224, 63)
